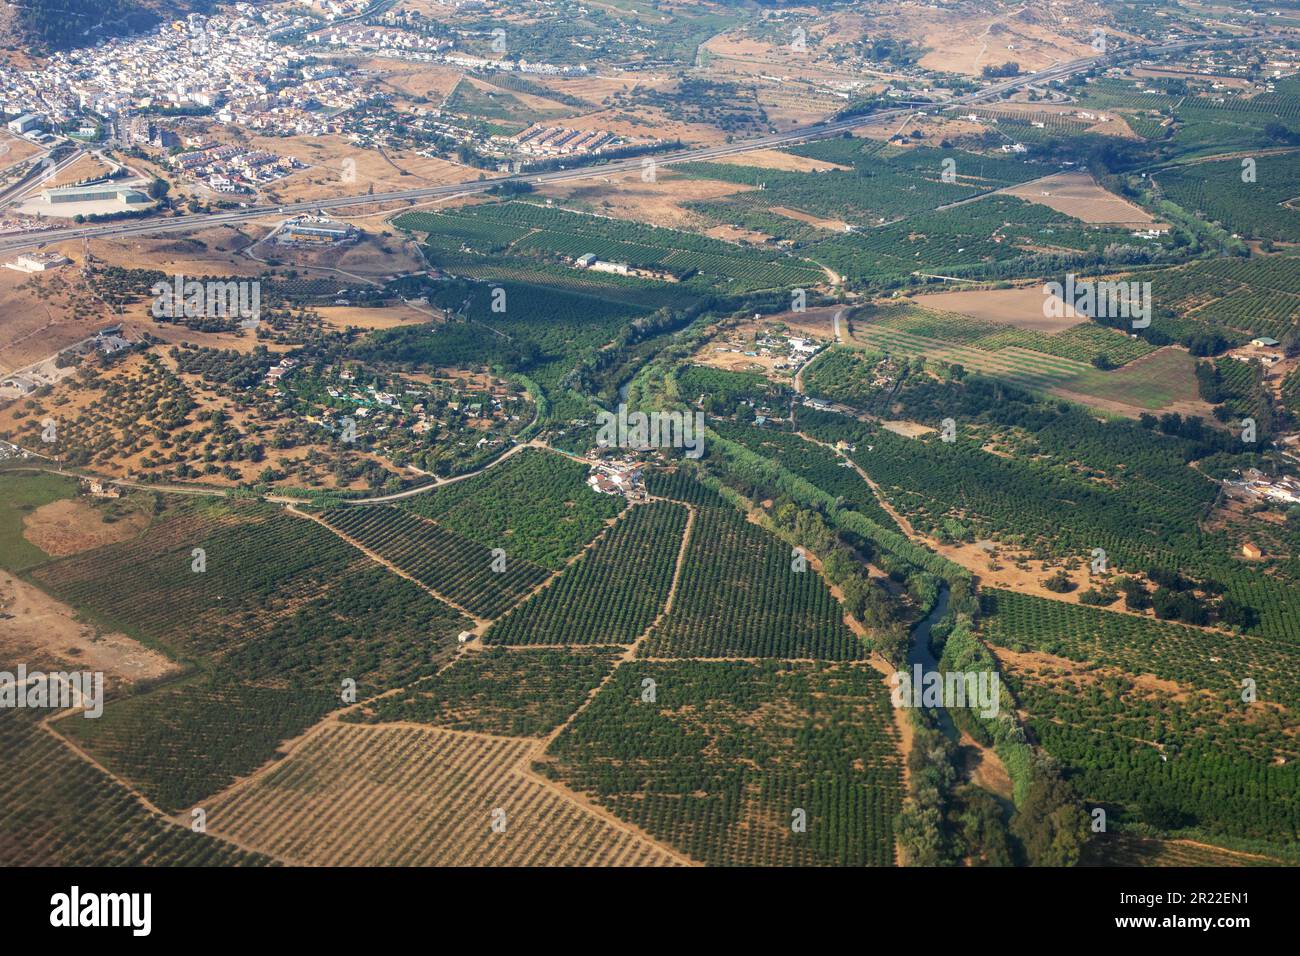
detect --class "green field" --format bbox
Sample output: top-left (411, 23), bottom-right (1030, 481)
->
top-left (0, 470), bottom-right (79, 571)
top-left (542, 659), bottom-right (903, 866)
top-left (844, 315), bottom-right (1199, 412)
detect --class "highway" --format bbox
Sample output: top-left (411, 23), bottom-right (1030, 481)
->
top-left (0, 33), bottom-right (1270, 256)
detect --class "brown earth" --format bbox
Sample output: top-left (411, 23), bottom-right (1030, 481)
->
top-left (769, 205), bottom-right (850, 232)
top-left (710, 148), bottom-right (852, 174)
top-left (909, 286), bottom-right (1084, 332)
top-left (538, 169), bottom-right (753, 231)
top-left (0, 131), bottom-right (43, 170)
top-left (0, 569), bottom-right (179, 688)
top-left (1001, 171), bottom-right (1161, 225)
top-left (44, 153), bottom-right (115, 189)
top-left (22, 498), bottom-right (150, 557)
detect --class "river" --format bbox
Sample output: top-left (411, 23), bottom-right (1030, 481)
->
top-left (906, 582), bottom-right (958, 740)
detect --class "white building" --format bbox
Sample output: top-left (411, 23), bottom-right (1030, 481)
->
top-left (7, 114), bottom-right (41, 134)
top-left (4, 253), bottom-right (71, 273)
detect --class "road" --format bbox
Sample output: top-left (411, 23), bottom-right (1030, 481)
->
top-left (0, 34), bottom-right (1266, 257)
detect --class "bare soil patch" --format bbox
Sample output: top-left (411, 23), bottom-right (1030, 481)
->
top-left (315, 302), bottom-right (435, 331)
top-left (880, 420), bottom-right (935, 438)
top-left (22, 498), bottom-right (149, 557)
top-left (539, 169), bottom-right (753, 231)
top-left (0, 130), bottom-right (42, 169)
top-left (1001, 171), bottom-right (1161, 226)
top-left (710, 148), bottom-right (851, 174)
top-left (769, 205), bottom-right (850, 232)
top-left (250, 134), bottom-right (486, 203)
top-left (0, 569), bottom-right (178, 687)
top-left (909, 285), bottom-right (1083, 332)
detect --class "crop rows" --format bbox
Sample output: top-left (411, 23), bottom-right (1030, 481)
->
top-left (0, 712), bottom-right (272, 867)
top-left (1158, 156), bottom-right (1300, 242)
top-left (874, 306), bottom-right (1156, 365)
top-left (402, 448), bottom-right (625, 569)
top-left (319, 505), bottom-right (549, 618)
top-left (980, 589), bottom-right (1300, 712)
top-left (639, 502), bottom-right (863, 660)
top-left (208, 723), bottom-right (682, 866)
top-left (485, 500), bottom-right (688, 645)
top-left (29, 506), bottom-right (357, 657)
top-left (61, 680), bottom-right (338, 814)
top-left (348, 647), bottom-right (621, 736)
top-left (982, 590), bottom-right (1299, 846)
top-left (542, 661), bottom-right (902, 866)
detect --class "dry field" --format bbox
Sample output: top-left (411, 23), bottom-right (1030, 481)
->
top-left (248, 134), bottom-right (486, 204)
top-left (22, 498), bottom-right (149, 557)
top-left (205, 722), bottom-right (685, 866)
top-left (0, 569), bottom-right (180, 691)
top-left (360, 58), bottom-right (465, 105)
top-left (880, 420), bottom-right (936, 438)
top-left (770, 205), bottom-right (850, 232)
top-left (908, 285), bottom-right (1084, 332)
top-left (460, 74), bottom-right (573, 115)
top-left (538, 168), bottom-right (753, 232)
top-left (0, 131), bottom-right (42, 170)
top-left (314, 302), bottom-right (433, 331)
top-left (1000, 171), bottom-right (1162, 226)
top-left (252, 231), bottom-right (425, 281)
top-left (79, 225), bottom-right (270, 276)
top-left (1130, 67), bottom-right (1254, 90)
top-left (0, 263), bottom-right (136, 372)
top-left (528, 73), bottom-right (642, 107)
top-left (895, 2), bottom-right (1102, 76)
top-left (710, 148), bottom-right (851, 174)
top-left (556, 101), bottom-right (732, 148)
top-left (44, 153), bottom-right (115, 189)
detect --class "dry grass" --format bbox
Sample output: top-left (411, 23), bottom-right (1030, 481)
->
top-left (1001, 171), bottom-right (1161, 225)
top-left (22, 498), bottom-right (149, 557)
top-left (908, 286), bottom-right (1084, 332)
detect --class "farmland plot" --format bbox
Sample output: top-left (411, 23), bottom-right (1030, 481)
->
top-left (484, 500), bottom-right (688, 645)
top-left (206, 723), bottom-right (683, 867)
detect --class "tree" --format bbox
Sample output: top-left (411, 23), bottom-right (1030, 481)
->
top-left (1043, 569), bottom-right (1075, 593)
top-left (1010, 771), bottom-right (1088, 866)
